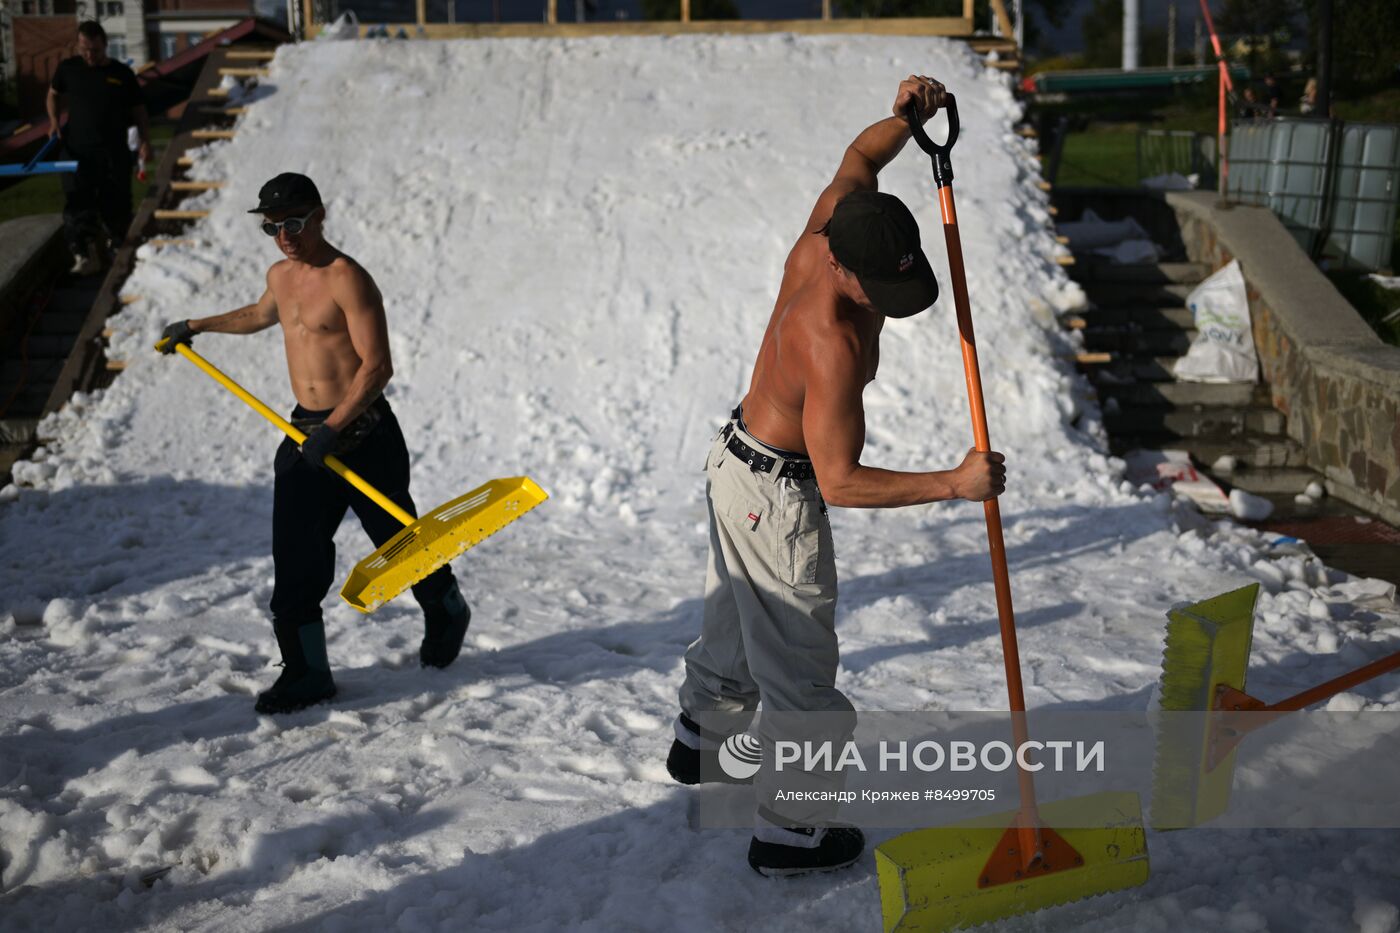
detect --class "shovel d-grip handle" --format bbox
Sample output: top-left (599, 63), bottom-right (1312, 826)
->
top-left (905, 94), bottom-right (959, 189)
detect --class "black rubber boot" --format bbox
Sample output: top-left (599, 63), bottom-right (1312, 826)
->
top-left (748, 826), bottom-right (865, 878)
top-left (666, 713), bottom-right (757, 786)
top-left (420, 583), bottom-right (471, 669)
top-left (256, 620), bottom-right (337, 715)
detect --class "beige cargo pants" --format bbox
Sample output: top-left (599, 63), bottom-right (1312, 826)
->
top-left (679, 416), bottom-right (855, 825)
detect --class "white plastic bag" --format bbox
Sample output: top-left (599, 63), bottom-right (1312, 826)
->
top-left (318, 10), bottom-right (360, 39)
top-left (1173, 259), bottom-right (1259, 384)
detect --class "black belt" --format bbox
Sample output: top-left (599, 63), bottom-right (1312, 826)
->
top-left (720, 420), bottom-right (816, 482)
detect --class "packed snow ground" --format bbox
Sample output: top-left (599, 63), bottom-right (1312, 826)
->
top-left (4, 34), bottom-right (1400, 932)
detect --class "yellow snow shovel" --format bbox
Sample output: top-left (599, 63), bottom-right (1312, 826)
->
top-left (1152, 582), bottom-right (1400, 829)
top-left (873, 97), bottom-right (1149, 932)
top-left (157, 339), bottom-right (547, 613)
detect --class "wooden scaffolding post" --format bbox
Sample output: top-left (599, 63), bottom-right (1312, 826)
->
top-left (416, 0), bottom-right (426, 26)
top-left (989, 0), bottom-right (1015, 39)
top-left (680, 0), bottom-right (690, 22)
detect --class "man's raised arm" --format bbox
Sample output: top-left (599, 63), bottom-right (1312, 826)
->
top-left (796, 75), bottom-right (949, 245)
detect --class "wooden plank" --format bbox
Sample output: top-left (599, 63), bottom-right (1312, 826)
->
top-left (416, 0), bottom-right (426, 26)
top-left (218, 67), bottom-right (270, 78)
top-left (1061, 315), bottom-right (1086, 330)
top-left (147, 238), bottom-right (197, 247)
top-left (170, 180), bottom-right (225, 191)
top-left (985, 59), bottom-right (1020, 71)
top-left (199, 105), bottom-right (248, 115)
top-left (225, 50), bottom-right (277, 60)
top-left (1075, 352), bottom-right (1113, 364)
top-left (1048, 205), bottom-right (1058, 216)
top-left (191, 130), bottom-right (236, 140)
top-left (988, 0), bottom-right (1015, 40)
top-left (681, 0), bottom-right (690, 22)
top-left (177, 157), bottom-right (196, 167)
top-left (205, 88), bottom-right (230, 98)
top-left (1055, 235), bottom-right (1070, 245)
top-left (1037, 180), bottom-right (1052, 191)
top-left (1016, 126), bottom-right (1038, 139)
top-left (1055, 255), bottom-right (1076, 267)
top-left (321, 17), bottom-right (975, 39)
top-left (105, 359), bottom-right (128, 372)
top-left (119, 294), bottom-right (142, 305)
top-left (154, 210), bottom-right (210, 220)
top-left (547, 0), bottom-right (557, 23)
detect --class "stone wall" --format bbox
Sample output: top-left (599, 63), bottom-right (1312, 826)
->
top-left (1167, 191), bottom-right (1400, 525)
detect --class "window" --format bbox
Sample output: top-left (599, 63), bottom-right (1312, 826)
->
top-left (160, 34), bottom-right (177, 60)
top-left (186, 32), bottom-right (203, 50)
top-left (99, 0), bottom-right (123, 17)
top-left (108, 35), bottom-right (127, 60)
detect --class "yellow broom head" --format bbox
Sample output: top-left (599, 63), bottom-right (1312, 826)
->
top-left (875, 791), bottom-right (1149, 931)
top-left (341, 476), bottom-right (547, 613)
top-left (1150, 583), bottom-right (1259, 830)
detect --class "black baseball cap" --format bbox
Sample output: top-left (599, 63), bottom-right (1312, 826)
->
top-left (826, 191), bottom-right (938, 318)
top-left (248, 173), bottom-right (322, 214)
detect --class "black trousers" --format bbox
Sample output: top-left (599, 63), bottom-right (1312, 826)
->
top-left (270, 395), bottom-right (456, 627)
top-left (59, 140), bottom-right (133, 254)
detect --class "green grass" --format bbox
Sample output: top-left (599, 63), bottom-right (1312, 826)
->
top-left (0, 123), bottom-right (174, 225)
top-left (1053, 130), bottom-right (1142, 187)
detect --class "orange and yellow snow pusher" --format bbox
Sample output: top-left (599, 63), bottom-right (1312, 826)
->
top-left (873, 96), bottom-right (1149, 931)
top-left (158, 339), bottom-right (547, 612)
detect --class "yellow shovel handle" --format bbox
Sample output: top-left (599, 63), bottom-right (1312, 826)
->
top-left (159, 339), bottom-right (415, 527)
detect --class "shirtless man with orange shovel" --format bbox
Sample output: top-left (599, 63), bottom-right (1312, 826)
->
top-left (666, 77), bottom-right (1006, 877)
top-left (158, 173), bottom-right (475, 715)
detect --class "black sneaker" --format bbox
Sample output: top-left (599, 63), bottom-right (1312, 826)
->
top-left (420, 584), bottom-right (471, 669)
top-left (748, 826), bottom-right (865, 878)
top-left (665, 738), bottom-right (755, 786)
top-left (254, 667), bottom-right (337, 715)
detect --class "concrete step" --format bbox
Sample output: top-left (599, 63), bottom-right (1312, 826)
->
top-left (1069, 261), bottom-right (1210, 285)
top-left (1068, 307), bottom-right (1195, 330)
top-left (1105, 405), bottom-right (1286, 438)
top-left (23, 335), bottom-right (78, 358)
top-left (1110, 431), bottom-right (1308, 469)
top-left (1082, 327), bottom-right (1194, 355)
top-left (30, 309), bottom-right (89, 337)
top-left (1085, 282), bottom-right (1196, 308)
top-left (1083, 355), bottom-right (1184, 382)
top-left (1098, 381), bottom-right (1267, 409)
top-left (1215, 466), bottom-right (1321, 496)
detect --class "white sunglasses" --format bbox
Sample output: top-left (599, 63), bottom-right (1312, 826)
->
top-left (261, 209), bottom-right (318, 237)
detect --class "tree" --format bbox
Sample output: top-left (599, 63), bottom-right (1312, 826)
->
top-left (1298, 0), bottom-right (1400, 91)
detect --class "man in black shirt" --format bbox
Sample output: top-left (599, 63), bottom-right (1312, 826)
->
top-left (46, 21), bottom-right (150, 275)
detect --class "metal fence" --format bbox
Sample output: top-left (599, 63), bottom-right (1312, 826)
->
top-left (1228, 116), bottom-right (1400, 272)
top-left (1137, 129), bottom-right (1216, 188)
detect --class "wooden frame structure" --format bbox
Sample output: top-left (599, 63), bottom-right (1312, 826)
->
top-left (303, 0), bottom-right (979, 38)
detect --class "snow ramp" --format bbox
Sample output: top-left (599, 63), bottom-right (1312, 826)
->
top-left (3, 34), bottom-right (1398, 931)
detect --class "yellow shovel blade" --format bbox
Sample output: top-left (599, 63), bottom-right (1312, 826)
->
top-left (875, 791), bottom-right (1149, 932)
top-left (341, 476), bottom-right (548, 613)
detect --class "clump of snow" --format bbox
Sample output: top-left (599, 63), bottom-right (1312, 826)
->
top-left (2, 33), bottom-right (1398, 931)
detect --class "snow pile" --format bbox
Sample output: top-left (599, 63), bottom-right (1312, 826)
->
top-left (3, 35), bottom-right (1398, 930)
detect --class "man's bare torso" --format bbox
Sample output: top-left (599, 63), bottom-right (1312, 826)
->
top-left (740, 234), bottom-right (883, 455)
top-left (269, 255), bottom-right (370, 411)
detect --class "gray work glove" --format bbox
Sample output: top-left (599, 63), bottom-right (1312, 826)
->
top-left (158, 320), bottom-right (195, 354)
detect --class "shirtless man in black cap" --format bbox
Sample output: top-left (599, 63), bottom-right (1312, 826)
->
top-left (667, 76), bottom-right (1007, 877)
top-left (158, 173), bottom-right (470, 714)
